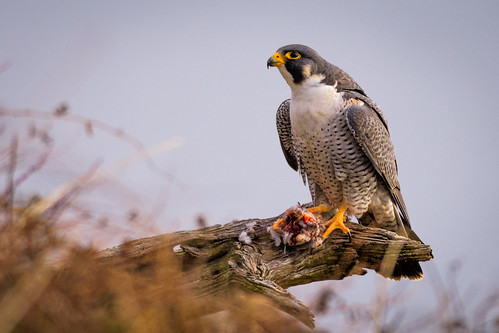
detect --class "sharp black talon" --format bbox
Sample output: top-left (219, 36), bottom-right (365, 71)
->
top-left (347, 231), bottom-right (352, 242)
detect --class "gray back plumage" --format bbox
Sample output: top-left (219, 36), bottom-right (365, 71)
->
top-left (342, 91), bottom-right (411, 228)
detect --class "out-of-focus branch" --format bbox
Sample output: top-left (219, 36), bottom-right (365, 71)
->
top-left (0, 107), bottom-right (178, 183)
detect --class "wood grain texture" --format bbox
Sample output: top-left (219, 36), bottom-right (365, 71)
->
top-left (99, 211), bottom-right (433, 328)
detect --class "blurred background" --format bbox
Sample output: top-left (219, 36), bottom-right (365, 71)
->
top-left (1, 1), bottom-right (498, 331)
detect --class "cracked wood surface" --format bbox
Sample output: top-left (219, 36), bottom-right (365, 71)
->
top-left (99, 212), bottom-right (433, 328)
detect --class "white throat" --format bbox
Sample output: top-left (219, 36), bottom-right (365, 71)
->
top-left (283, 73), bottom-right (344, 135)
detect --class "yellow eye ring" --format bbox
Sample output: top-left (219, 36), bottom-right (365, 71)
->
top-left (285, 51), bottom-right (301, 60)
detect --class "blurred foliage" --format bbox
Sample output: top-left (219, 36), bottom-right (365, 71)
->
top-left (0, 202), bottom-right (312, 332)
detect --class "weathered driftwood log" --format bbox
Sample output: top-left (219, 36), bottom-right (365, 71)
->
top-left (99, 210), bottom-right (433, 328)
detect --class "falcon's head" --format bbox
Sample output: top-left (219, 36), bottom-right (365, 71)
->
top-left (267, 44), bottom-right (365, 94)
top-left (267, 44), bottom-right (328, 86)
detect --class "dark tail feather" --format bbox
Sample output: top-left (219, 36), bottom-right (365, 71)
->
top-left (360, 210), bottom-right (425, 281)
top-left (392, 226), bottom-right (424, 280)
top-left (380, 224), bottom-right (425, 281)
top-left (389, 260), bottom-right (423, 281)
top-left (377, 254), bottom-right (424, 281)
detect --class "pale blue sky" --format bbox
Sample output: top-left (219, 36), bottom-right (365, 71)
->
top-left (1, 1), bottom-right (498, 330)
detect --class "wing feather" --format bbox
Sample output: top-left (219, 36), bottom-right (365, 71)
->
top-left (276, 99), bottom-right (298, 171)
top-left (345, 102), bottom-right (411, 227)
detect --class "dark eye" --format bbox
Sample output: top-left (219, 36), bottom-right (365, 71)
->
top-left (285, 51), bottom-right (301, 60)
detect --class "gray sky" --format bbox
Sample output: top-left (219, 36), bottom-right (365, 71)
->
top-left (2, 1), bottom-right (499, 330)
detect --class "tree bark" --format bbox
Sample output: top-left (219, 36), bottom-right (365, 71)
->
top-left (99, 210), bottom-right (433, 328)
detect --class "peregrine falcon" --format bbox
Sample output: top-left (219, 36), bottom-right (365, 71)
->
top-left (267, 44), bottom-right (423, 280)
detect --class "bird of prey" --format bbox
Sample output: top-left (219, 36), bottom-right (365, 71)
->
top-left (267, 44), bottom-right (423, 280)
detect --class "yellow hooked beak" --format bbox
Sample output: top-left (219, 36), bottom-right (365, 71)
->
top-left (267, 52), bottom-right (285, 68)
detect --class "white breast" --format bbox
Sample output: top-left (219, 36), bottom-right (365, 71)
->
top-left (288, 75), bottom-right (345, 136)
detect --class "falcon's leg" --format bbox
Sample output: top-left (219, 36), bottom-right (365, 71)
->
top-left (307, 204), bottom-right (332, 214)
top-left (322, 202), bottom-right (351, 241)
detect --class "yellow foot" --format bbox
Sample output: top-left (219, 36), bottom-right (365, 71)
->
top-left (322, 203), bottom-right (351, 242)
top-left (272, 218), bottom-right (285, 230)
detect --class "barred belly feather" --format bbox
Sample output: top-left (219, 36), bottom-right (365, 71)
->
top-left (290, 83), bottom-right (376, 218)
